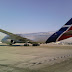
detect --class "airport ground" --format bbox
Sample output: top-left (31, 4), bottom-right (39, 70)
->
top-left (0, 43), bottom-right (72, 72)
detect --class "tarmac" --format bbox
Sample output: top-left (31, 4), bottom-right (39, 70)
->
top-left (0, 43), bottom-right (72, 72)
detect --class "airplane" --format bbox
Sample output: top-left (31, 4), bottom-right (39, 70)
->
top-left (0, 18), bottom-right (72, 46)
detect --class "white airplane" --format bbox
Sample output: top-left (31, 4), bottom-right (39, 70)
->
top-left (0, 18), bottom-right (72, 46)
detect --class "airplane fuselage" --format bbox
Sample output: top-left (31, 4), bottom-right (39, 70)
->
top-left (1, 32), bottom-right (54, 44)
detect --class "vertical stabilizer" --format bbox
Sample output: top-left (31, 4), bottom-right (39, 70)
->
top-left (46, 18), bottom-right (72, 43)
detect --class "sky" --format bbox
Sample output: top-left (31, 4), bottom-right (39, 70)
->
top-left (0, 0), bottom-right (72, 34)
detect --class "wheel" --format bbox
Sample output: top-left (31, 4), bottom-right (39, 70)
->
top-left (32, 44), bottom-right (40, 46)
top-left (24, 44), bottom-right (29, 46)
top-left (9, 44), bottom-right (12, 45)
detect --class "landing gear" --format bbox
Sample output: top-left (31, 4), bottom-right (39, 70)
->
top-left (24, 43), bottom-right (29, 46)
top-left (32, 43), bottom-right (40, 46)
top-left (9, 44), bottom-right (12, 46)
top-left (24, 43), bottom-right (40, 46)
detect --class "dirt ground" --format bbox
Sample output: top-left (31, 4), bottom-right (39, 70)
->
top-left (0, 43), bottom-right (72, 72)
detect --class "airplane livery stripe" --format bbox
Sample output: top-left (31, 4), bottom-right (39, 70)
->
top-left (58, 26), bottom-right (72, 41)
top-left (65, 18), bottom-right (72, 25)
top-left (46, 27), bottom-right (68, 43)
top-left (63, 25), bottom-right (72, 27)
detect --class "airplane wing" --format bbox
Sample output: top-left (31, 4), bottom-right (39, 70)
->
top-left (0, 29), bottom-right (33, 43)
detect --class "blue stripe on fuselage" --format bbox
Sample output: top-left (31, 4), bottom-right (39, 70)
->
top-left (46, 27), bottom-right (68, 43)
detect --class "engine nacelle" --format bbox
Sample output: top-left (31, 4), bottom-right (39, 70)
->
top-left (1, 39), bottom-right (16, 45)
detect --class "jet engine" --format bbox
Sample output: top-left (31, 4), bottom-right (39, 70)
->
top-left (1, 38), bottom-right (16, 45)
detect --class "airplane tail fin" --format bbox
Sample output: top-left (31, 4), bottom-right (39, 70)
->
top-left (46, 18), bottom-right (72, 43)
